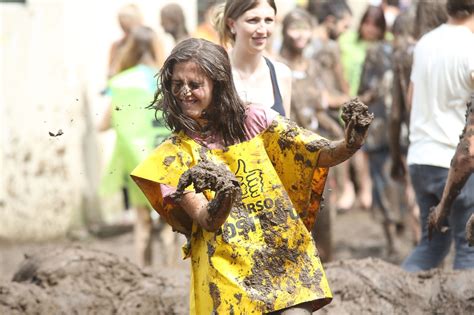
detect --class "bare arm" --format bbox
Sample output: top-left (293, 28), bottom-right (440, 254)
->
top-left (318, 116), bottom-right (369, 167)
top-left (275, 61), bottom-right (292, 118)
top-left (315, 109), bottom-right (344, 138)
top-left (325, 92), bottom-right (351, 110)
top-left (177, 191), bottom-right (235, 232)
top-left (173, 160), bottom-right (242, 232)
top-left (97, 104), bottom-right (113, 132)
top-left (317, 99), bottom-right (372, 168)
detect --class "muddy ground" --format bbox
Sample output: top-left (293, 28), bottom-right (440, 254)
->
top-left (1, 208), bottom-right (471, 314)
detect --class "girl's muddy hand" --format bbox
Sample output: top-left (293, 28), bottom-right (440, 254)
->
top-left (341, 98), bottom-right (374, 150)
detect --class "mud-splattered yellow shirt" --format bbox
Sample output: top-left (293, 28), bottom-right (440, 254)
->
top-left (131, 111), bottom-right (332, 313)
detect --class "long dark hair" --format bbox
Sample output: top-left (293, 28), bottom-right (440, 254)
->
top-left (151, 38), bottom-right (247, 146)
top-left (357, 5), bottom-right (386, 41)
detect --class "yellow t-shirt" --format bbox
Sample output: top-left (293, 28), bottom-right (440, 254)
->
top-left (131, 116), bottom-right (332, 313)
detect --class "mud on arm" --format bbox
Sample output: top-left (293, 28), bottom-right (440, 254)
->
top-left (317, 99), bottom-right (373, 168)
top-left (428, 99), bottom-right (474, 238)
top-left (172, 159), bottom-right (242, 232)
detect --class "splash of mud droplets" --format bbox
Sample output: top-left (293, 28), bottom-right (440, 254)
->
top-left (163, 156), bottom-right (176, 166)
top-left (48, 129), bottom-right (64, 137)
top-left (207, 242), bottom-right (215, 267)
top-left (209, 282), bottom-right (221, 311)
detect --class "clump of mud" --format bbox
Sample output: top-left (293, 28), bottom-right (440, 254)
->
top-left (173, 158), bottom-right (242, 215)
top-left (467, 214), bottom-right (474, 246)
top-left (340, 98), bottom-right (373, 130)
top-left (341, 98), bottom-right (374, 147)
top-left (0, 247), bottom-right (188, 315)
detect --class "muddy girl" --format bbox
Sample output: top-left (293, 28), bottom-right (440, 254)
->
top-left (131, 38), bottom-right (372, 314)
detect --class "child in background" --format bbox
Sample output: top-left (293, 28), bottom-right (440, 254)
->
top-left (131, 38), bottom-right (372, 314)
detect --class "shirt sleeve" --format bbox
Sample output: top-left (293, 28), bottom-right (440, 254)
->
top-left (243, 104), bottom-right (279, 139)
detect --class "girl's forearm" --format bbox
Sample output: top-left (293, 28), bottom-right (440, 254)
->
top-left (317, 139), bottom-right (358, 168)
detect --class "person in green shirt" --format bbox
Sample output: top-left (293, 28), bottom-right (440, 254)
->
top-left (99, 26), bottom-right (170, 267)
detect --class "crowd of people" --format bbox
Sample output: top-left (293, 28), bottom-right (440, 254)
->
top-left (97, 0), bottom-right (473, 313)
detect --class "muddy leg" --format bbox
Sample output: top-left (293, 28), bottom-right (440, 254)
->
top-left (134, 206), bottom-right (152, 267)
top-left (313, 170), bottom-right (335, 262)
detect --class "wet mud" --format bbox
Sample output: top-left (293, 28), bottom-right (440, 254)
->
top-left (340, 98), bottom-right (373, 130)
top-left (321, 258), bottom-right (474, 315)
top-left (174, 159), bottom-right (240, 197)
top-left (3, 248), bottom-right (474, 314)
top-left (0, 247), bottom-right (188, 315)
top-left (341, 98), bottom-right (374, 147)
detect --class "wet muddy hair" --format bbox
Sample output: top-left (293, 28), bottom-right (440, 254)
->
top-left (213, 0), bottom-right (277, 47)
top-left (447, 0), bottom-right (474, 19)
top-left (151, 38), bottom-right (247, 146)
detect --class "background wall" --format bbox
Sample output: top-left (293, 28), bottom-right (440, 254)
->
top-left (0, 0), bottom-right (197, 241)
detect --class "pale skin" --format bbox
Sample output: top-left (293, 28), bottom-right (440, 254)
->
top-left (170, 61), bottom-right (368, 232)
top-left (227, 1), bottom-right (292, 117)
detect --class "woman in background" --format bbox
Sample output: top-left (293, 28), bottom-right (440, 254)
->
top-left (99, 26), bottom-right (170, 267)
top-left (214, 0), bottom-right (292, 117)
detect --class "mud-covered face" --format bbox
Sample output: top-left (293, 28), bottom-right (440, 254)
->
top-left (228, 1), bottom-right (276, 53)
top-left (285, 20), bottom-right (312, 51)
top-left (171, 61), bottom-right (214, 124)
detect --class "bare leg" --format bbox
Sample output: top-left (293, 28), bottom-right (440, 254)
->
top-left (134, 206), bottom-right (152, 267)
top-left (334, 160), bottom-right (356, 211)
top-left (352, 150), bottom-right (373, 210)
top-left (312, 178), bottom-right (334, 262)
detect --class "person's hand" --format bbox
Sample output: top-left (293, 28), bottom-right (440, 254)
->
top-left (341, 99), bottom-right (373, 150)
top-left (427, 205), bottom-right (449, 240)
top-left (390, 156), bottom-right (407, 182)
top-left (344, 116), bottom-right (369, 150)
top-left (175, 159), bottom-right (237, 193)
top-left (174, 158), bottom-right (242, 213)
